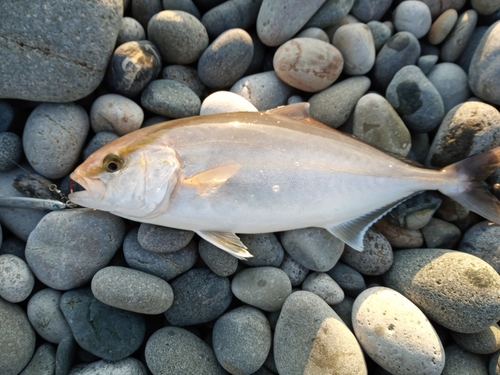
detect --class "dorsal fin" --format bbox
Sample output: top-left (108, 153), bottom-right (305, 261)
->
top-left (266, 103), bottom-right (333, 130)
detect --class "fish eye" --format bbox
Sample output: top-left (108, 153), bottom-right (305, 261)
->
top-left (103, 153), bottom-right (124, 172)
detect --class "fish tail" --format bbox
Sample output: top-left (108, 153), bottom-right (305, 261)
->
top-left (438, 146), bottom-right (500, 224)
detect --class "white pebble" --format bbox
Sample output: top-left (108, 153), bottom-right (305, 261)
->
top-left (0, 254), bottom-right (35, 303)
top-left (90, 93), bottom-right (144, 135)
top-left (200, 91), bottom-right (257, 115)
top-left (393, 1), bottom-right (432, 39)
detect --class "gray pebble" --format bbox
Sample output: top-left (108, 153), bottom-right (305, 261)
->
top-left (421, 218), bottom-right (461, 249)
top-left (213, 306), bottom-right (271, 374)
top-left (350, 0), bottom-right (392, 22)
top-left (240, 233), bottom-right (284, 267)
top-left (386, 65), bottom-right (444, 133)
top-left (106, 40), bottom-right (162, 98)
top-left (198, 239), bottom-right (238, 276)
top-left (490, 349), bottom-right (500, 375)
top-left (295, 27), bottom-right (329, 42)
top-left (309, 76), bottom-right (371, 128)
top-left (302, 272), bottom-right (344, 305)
top-left (116, 17), bottom-right (146, 45)
top-left (327, 262), bottom-right (366, 297)
top-left (91, 266), bottom-right (174, 315)
top-left (0, 100), bottom-right (14, 132)
top-left (0, 297), bottom-right (36, 375)
top-left (280, 227), bottom-right (344, 272)
top-left (427, 62), bottom-right (470, 114)
top-left (305, 0), bottom-right (354, 29)
top-left (459, 221), bottom-right (500, 273)
top-left (393, 1), bottom-right (432, 39)
top-left (23, 103), bottom-right (89, 179)
top-left (420, 0), bottom-right (467, 19)
top-left (0, 132), bottom-right (22, 172)
top-left (456, 26), bottom-right (488, 73)
top-left (408, 132), bottom-right (430, 164)
top-left (148, 10), bottom-right (208, 64)
top-left (386, 191), bottom-right (442, 230)
top-left (163, 0), bottom-right (200, 18)
top-left (162, 65), bottom-right (206, 97)
top-left (451, 323), bottom-right (500, 354)
top-left (27, 288), bottom-right (72, 344)
top-left (435, 195), bottom-right (469, 222)
top-left (231, 266), bottom-right (292, 311)
top-left (441, 344), bottom-right (489, 374)
top-left (131, 0), bottom-right (162, 29)
top-left (441, 10), bottom-right (478, 62)
top-left (165, 268), bottom-right (232, 326)
top-left (0, 254), bottom-right (34, 302)
top-left (145, 326), bottom-right (226, 375)
top-left (279, 253), bottom-right (309, 286)
top-left (25, 209), bottom-right (125, 290)
top-left (20, 343), bottom-right (56, 375)
top-left (141, 79), bottom-right (201, 118)
top-left (198, 28), bottom-right (254, 89)
top-left (418, 55), bottom-right (439, 75)
top-left (142, 116), bottom-right (169, 127)
top-left (69, 357), bottom-right (147, 375)
top-left (123, 228), bottom-right (198, 281)
top-left (367, 21), bottom-right (392, 52)
top-left (60, 288), bottom-right (145, 361)
top-left (82, 132), bottom-right (120, 160)
top-left (56, 335), bottom-right (77, 375)
top-left (138, 223), bottom-right (194, 253)
top-left (332, 295), bottom-right (355, 330)
top-left (90, 94), bottom-right (144, 135)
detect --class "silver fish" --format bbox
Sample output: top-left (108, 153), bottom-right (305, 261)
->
top-left (69, 103), bottom-right (500, 259)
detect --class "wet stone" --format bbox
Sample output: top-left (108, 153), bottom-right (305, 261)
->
top-left (138, 223), bottom-right (194, 253)
top-left (239, 233), bottom-right (284, 267)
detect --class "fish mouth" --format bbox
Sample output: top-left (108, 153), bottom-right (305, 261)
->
top-left (68, 172), bottom-right (106, 202)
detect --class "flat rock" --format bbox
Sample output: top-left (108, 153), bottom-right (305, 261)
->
top-left (138, 223), bottom-right (194, 253)
top-left (427, 62), bottom-right (470, 114)
top-left (459, 221), bottom-right (500, 273)
top-left (332, 23), bottom-right (375, 75)
top-left (68, 357), bottom-right (147, 375)
top-left (0, 254), bottom-right (34, 302)
top-left (90, 94), bottom-right (144, 136)
top-left (302, 272), bottom-right (344, 305)
top-left (441, 10), bottom-right (478, 62)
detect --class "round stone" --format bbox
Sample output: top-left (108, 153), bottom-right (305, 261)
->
top-left (0, 132), bottom-right (22, 172)
top-left (451, 323), bottom-right (500, 354)
top-left (213, 306), bottom-right (271, 374)
top-left (106, 40), bottom-right (162, 98)
top-left (427, 62), bottom-right (470, 114)
top-left (82, 132), bottom-right (120, 160)
top-left (273, 38), bottom-right (343, 92)
top-left (350, 0), bottom-right (392, 22)
top-left (393, 1), bottom-right (432, 39)
top-left (441, 10), bottom-right (478, 62)
top-left (332, 23), bottom-right (375, 76)
top-left (459, 221), bottom-right (500, 273)
top-left (116, 17), bottom-right (146, 45)
top-left (305, 0), bottom-right (354, 29)
top-left (162, 64), bottom-right (205, 97)
top-left (327, 262), bottom-right (366, 297)
top-left (137, 223), bottom-right (194, 253)
top-left (21, 343), bottom-right (56, 375)
top-left (68, 357), bottom-right (147, 375)
top-left (352, 287), bottom-right (445, 375)
top-left (198, 239), bottom-right (238, 276)
top-left (231, 266), bottom-right (292, 311)
top-left (131, 0), bottom-right (162, 29)
top-left (302, 272), bottom-right (345, 305)
top-left (90, 94), bottom-right (144, 135)
top-left (279, 253), bottom-right (310, 286)
top-left (239, 233), bottom-right (284, 267)
top-left (200, 91), bottom-right (258, 115)
top-left (23, 103), bottom-right (89, 179)
top-left (0, 254), bottom-right (34, 302)
top-left (421, 218), bottom-right (461, 249)
top-left (147, 10), bottom-right (208, 64)
top-left (428, 9), bottom-right (458, 45)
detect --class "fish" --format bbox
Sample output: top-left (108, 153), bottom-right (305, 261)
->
top-left (69, 103), bottom-right (500, 259)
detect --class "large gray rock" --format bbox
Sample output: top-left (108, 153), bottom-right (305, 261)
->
top-left (0, 0), bottom-right (123, 102)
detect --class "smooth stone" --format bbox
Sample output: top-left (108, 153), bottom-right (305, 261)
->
top-left (350, 0), bottom-right (392, 22)
top-left (451, 323), bottom-right (500, 354)
top-left (273, 38), bottom-right (343, 92)
top-left (131, 0), bottom-right (162, 29)
top-left (117, 17), bottom-right (146, 45)
top-left (145, 327), bottom-right (226, 375)
top-left (163, 0), bottom-right (200, 18)
top-left (69, 357), bottom-right (147, 375)
top-left (213, 306), bottom-right (271, 374)
top-left (141, 79), bottom-right (201, 118)
top-left (459, 221), bottom-right (500, 273)
top-left (304, 0), bottom-right (354, 29)
top-left (23, 103), bottom-right (89, 179)
top-left (148, 10), bottom-right (208, 64)
top-left (435, 195), bottom-right (469, 222)
top-left (428, 9), bottom-right (458, 45)
top-left (309, 76), bottom-right (371, 128)
top-left (138, 223), bottom-right (194, 253)
top-left (0, 100), bottom-right (14, 132)
top-left (383, 248), bottom-right (500, 333)
top-left (198, 239), bottom-right (238, 276)
top-left (90, 94), bottom-right (143, 135)
top-left (91, 266), bottom-right (174, 315)
top-left (407, 132), bottom-right (430, 164)
top-left (456, 25), bottom-right (488, 73)
top-left (232, 266), bottom-right (291, 311)
top-left (352, 93), bottom-right (412, 156)
top-left (295, 27), bottom-right (329, 42)
top-left (165, 268), bottom-right (232, 326)
top-left (27, 288), bottom-right (72, 344)
top-left (279, 253), bottom-right (309, 286)
top-left (441, 10), bottom-right (478, 62)
top-left (393, 1), bottom-right (432, 39)
top-left (367, 21), bottom-right (392, 52)
top-left (162, 64), bottom-right (205, 97)
top-left (288, 95), bottom-right (304, 104)
top-left (327, 262), bottom-right (366, 297)
top-left (469, 21), bottom-right (500, 105)
top-left (373, 218), bottom-right (424, 249)
top-left (0, 254), bottom-right (34, 302)
top-left (0, 0), bottom-right (122, 102)
top-left (201, 0), bottom-right (262, 39)
top-left (386, 191), bottom-right (442, 230)
top-left (123, 228), bottom-right (198, 281)
top-left (239, 233), bottom-right (284, 267)
top-left (441, 344), bottom-right (489, 374)
top-left (25, 209), bottom-right (125, 290)
top-left (0, 297), bottom-right (36, 375)
top-left (421, 218), bottom-right (461, 249)
top-left (82, 132), bottom-right (120, 160)
top-left (0, 132), bottom-right (22, 172)
top-left (245, 31), bottom-right (266, 76)
top-left (353, 287), bottom-right (445, 375)
top-left (332, 23), bottom-right (375, 75)
top-left (106, 40), bottom-right (162, 98)
top-left (280, 227), bottom-right (344, 272)
top-left (471, 0), bottom-right (500, 15)
top-left (200, 91), bottom-right (258, 115)
top-left (198, 28), bottom-right (254, 89)
top-left (425, 102), bottom-right (500, 168)
top-left (418, 55), bottom-right (439, 74)
top-left (302, 272), bottom-right (344, 305)
top-left (256, 0), bottom-right (326, 46)
top-left (231, 71), bottom-right (294, 110)
top-left (56, 335), bottom-right (77, 375)
top-left (324, 14), bottom-right (360, 41)
top-left (373, 31), bottom-right (421, 89)
top-left (20, 343), bottom-right (56, 375)
top-left (341, 228), bottom-right (393, 276)
top-left (490, 350), bottom-right (500, 375)
top-left (427, 62), bottom-right (469, 113)
top-left (60, 288), bottom-right (145, 361)
top-left (274, 291), bottom-right (367, 374)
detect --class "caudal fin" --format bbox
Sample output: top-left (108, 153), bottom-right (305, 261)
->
top-left (439, 147), bottom-right (500, 224)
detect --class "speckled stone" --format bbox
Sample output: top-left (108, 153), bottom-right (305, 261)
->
top-left (421, 218), bottom-right (461, 249)
top-left (90, 94), bottom-right (143, 135)
top-left (68, 357), bottom-right (147, 375)
top-left (302, 272), bottom-right (345, 305)
top-left (428, 9), bottom-right (458, 45)
top-left (162, 64), bottom-right (206, 97)
top-left (82, 132), bottom-right (120, 160)
top-left (200, 91), bottom-right (258, 115)
top-left (373, 218), bottom-right (424, 249)
top-left (0, 132), bottom-right (22, 172)
top-left (327, 262), bottom-right (366, 297)
top-left (441, 344), bottom-right (489, 374)
top-left (239, 233), bottom-right (284, 267)
top-left (350, 0), bottom-right (392, 22)
top-left (116, 17), bottom-right (146, 45)
top-left (332, 23), bottom-right (375, 76)
top-left (367, 21), bottom-right (392, 52)
top-left (279, 253), bottom-right (309, 286)
top-left (383, 248), bottom-right (500, 333)
top-left (274, 291), bottom-right (367, 375)
top-left (427, 62), bottom-right (470, 114)
top-left (138, 223), bottom-right (194, 253)
top-left (20, 343), bottom-right (56, 375)
top-left (386, 191), bottom-right (442, 230)
top-left (441, 10), bottom-right (478, 62)
top-left (198, 239), bottom-right (238, 276)
top-left (459, 221), bottom-right (500, 273)
top-left (0, 254), bottom-right (34, 302)
top-left (305, 0), bottom-right (354, 29)
top-left (451, 323), bottom-right (500, 354)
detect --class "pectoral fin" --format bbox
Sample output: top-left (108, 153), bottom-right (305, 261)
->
top-left (196, 230), bottom-right (253, 260)
top-left (183, 164), bottom-right (242, 195)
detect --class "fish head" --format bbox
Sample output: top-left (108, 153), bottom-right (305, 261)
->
top-left (69, 131), bottom-right (180, 219)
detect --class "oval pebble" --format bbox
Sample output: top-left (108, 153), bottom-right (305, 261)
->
top-left (373, 218), bottom-right (424, 249)
top-left (239, 233), bottom-right (284, 267)
top-left (162, 64), bottom-right (206, 97)
top-left (0, 254), bottom-right (33, 303)
top-left (302, 272), bottom-right (345, 305)
top-left (25, 209), bottom-right (125, 290)
top-left (116, 17), bottom-right (146, 45)
top-left (279, 252), bottom-right (309, 286)
top-left (68, 357), bottom-right (147, 375)
top-left (82, 132), bottom-right (120, 160)
top-left (273, 38), bottom-right (343, 92)
top-left (441, 344), bottom-right (489, 374)
top-left (198, 239), bottom-right (238, 276)
top-left (352, 286), bottom-right (445, 375)
top-left (441, 9), bottom-right (478, 62)
top-left (0, 132), bottom-right (22, 172)
top-left (427, 62), bottom-right (470, 114)
top-left (450, 323), bottom-right (500, 354)
top-left (332, 23), bottom-right (375, 76)
top-left (295, 27), bottom-right (329, 42)
top-left (274, 291), bottom-right (367, 375)
top-left (471, 0), bottom-right (500, 15)
top-left (383, 248), bottom-right (500, 333)
top-left (418, 54), bottom-right (439, 74)
top-left (327, 262), bottom-right (366, 297)
top-left (131, 0), bottom-right (162, 29)
top-left (23, 103), bottom-right (89, 179)
top-left (91, 266), bottom-right (174, 315)
top-left (393, 1), bottom-right (432, 39)
top-left (200, 91), bottom-right (258, 115)
top-left (458, 221), bottom-right (500, 272)
top-left (428, 9), bottom-right (458, 45)
top-left (213, 306), bottom-right (271, 374)
top-left (90, 94), bottom-right (144, 135)
top-left (0, 100), bottom-right (14, 132)
top-left (20, 343), bottom-right (56, 375)
top-left (305, 0), bottom-right (354, 29)
top-left (145, 326), bottom-right (225, 375)
top-left (198, 28), bottom-right (254, 89)
top-left (421, 217), bottom-right (461, 249)
top-left (350, 0), bottom-right (392, 22)
top-left (137, 223), bottom-right (194, 253)
top-left (367, 21), bottom-right (392, 52)
top-left (56, 335), bottom-right (76, 375)
top-left (231, 266), bottom-right (291, 311)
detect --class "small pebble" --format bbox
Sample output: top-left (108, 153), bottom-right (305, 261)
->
top-left (327, 262), bottom-right (366, 297)
top-left (295, 27), bottom-right (329, 42)
top-left (202, 0), bottom-right (261, 39)
top-left (456, 25), bottom-right (488, 73)
top-left (302, 272), bottom-right (345, 305)
top-left (441, 9), bottom-right (478, 62)
top-left (441, 344), bottom-right (489, 374)
top-left (458, 221), bottom-right (500, 273)
top-left (421, 0), bottom-right (467, 19)
top-left (451, 323), bottom-right (500, 354)
top-left (427, 62), bottom-right (470, 114)
top-left (131, 0), bottom-right (162, 29)
top-left (90, 94), bottom-right (144, 135)
top-left (435, 195), bottom-right (469, 222)
top-left (116, 17), bottom-right (146, 45)
top-left (20, 343), bottom-right (56, 375)
top-left (393, 1), bottom-right (432, 39)
top-left (0, 254), bottom-right (34, 303)
top-left (421, 217), bottom-right (461, 249)
top-left (56, 335), bottom-right (76, 375)
top-left (198, 239), bottom-right (238, 276)
top-left (428, 9), bottom-right (458, 45)
top-left (279, 252), bottom-right (309, 286)
top-left (162, 64), bottom-right (205, 97)
top-left (137, 223), bottom-right (194, 253)
top-left (417, 55), bottom-right (439, 75)
top-left (200, 91), bottom-right (258, 115)
top-left (0, 132), bottom-right (22, 172)
top-left (367, 20), bottom-right (392, 52)
top-left (332, 23), bottom-right (375, 75)
top-left (82, 132), bottom-right (120, 160)
top-left (471, 0), bottom-right (500, 15)
top-left (239, 233), bottom-right (284, 267)
top-left (68, 357), bottom-right (147, 375)
top-left (350, 0), bottom-right (392, 22)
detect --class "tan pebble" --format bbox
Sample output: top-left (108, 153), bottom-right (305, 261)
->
top-left (428, 9), bottom-right (458, 44)
top-left (471, 0), bottom-right (500, 15)
top-left (373, 218), bottom-right (424, 249)
top-left (273, 38), bottom-right (343, 92)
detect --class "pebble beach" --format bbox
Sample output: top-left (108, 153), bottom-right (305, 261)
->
top-left (2, 0), bottom-right (500, 374)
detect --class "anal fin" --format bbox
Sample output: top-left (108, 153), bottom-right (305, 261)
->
top-left (196, 230), bottom-right (253, 260)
